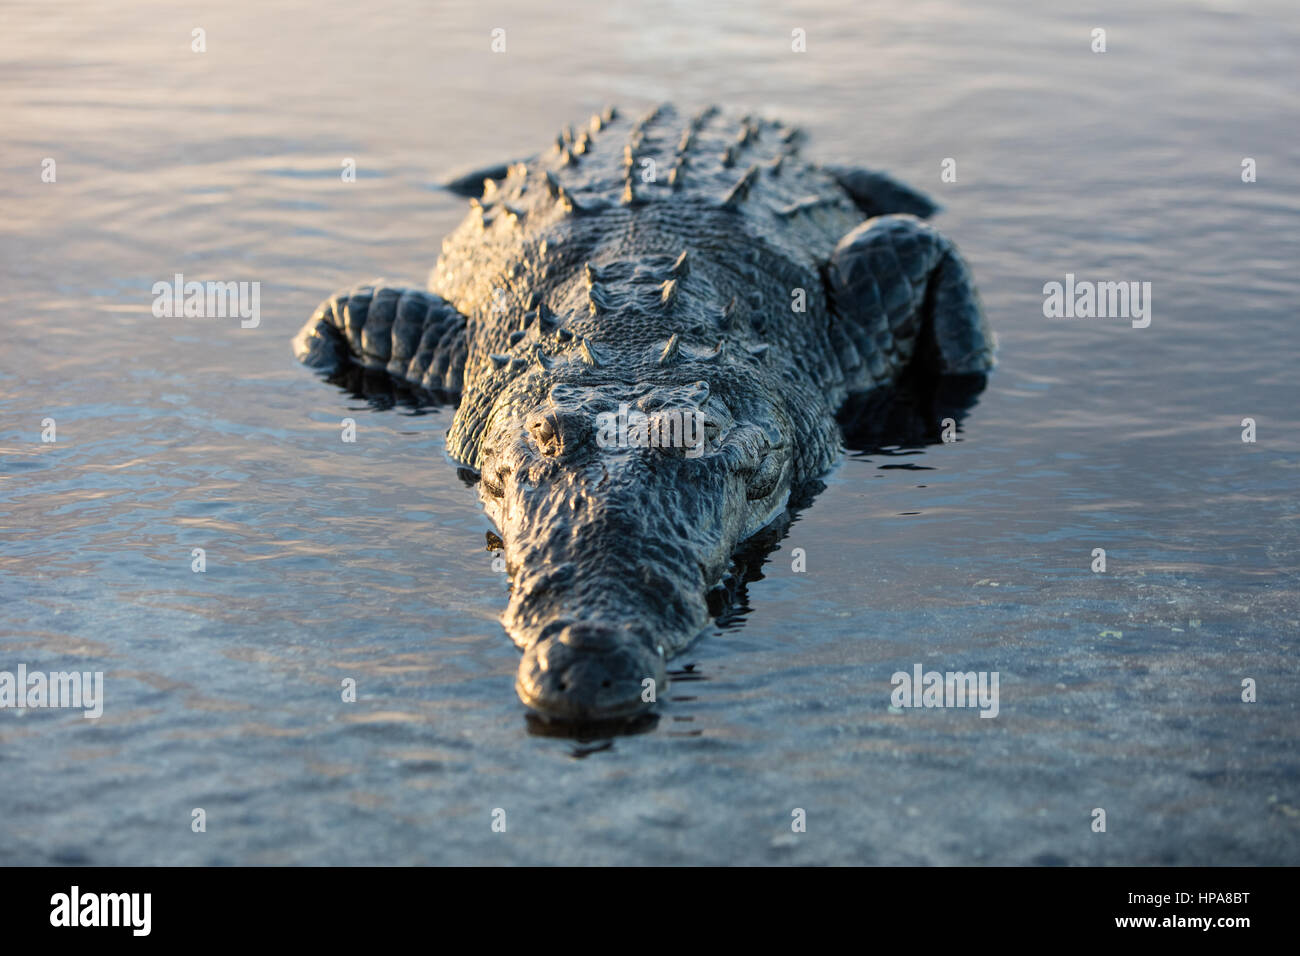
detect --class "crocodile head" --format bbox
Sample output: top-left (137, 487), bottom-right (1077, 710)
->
top-left (475, 365), bottom-right (794, 722)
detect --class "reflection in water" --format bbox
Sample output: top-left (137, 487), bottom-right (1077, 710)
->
top-left (525, 712), bottom-right (659, 745)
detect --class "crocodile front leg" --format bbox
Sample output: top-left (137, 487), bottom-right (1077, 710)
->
top-left (826, 214), bottom-right (995, 395)
top-left (294, 283), bottom-right (468, 397)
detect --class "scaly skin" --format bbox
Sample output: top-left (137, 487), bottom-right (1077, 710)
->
top-left (293, 103), bottom-right (995, 722)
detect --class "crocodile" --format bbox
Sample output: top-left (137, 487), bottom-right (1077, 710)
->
top-left (293, 103), bottom-right (995, 723)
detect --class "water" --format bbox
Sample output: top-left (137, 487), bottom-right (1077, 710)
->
top-left (2, 0), bottom-right (1297, 864)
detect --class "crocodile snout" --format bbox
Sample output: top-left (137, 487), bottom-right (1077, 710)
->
top-left (515, 622), bottom-right (666, 722)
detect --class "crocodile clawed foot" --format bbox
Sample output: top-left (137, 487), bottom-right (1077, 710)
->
top-left (515, 622), bottom-right (666, 722)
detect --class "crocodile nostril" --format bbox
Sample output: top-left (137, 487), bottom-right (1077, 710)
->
top-left (516, 623), bottom-right (668, 720)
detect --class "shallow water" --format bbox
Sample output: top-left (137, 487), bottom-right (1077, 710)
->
top-left (2, 0), bottom-right (1297, 864)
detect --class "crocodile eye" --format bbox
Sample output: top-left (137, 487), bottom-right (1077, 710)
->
top-left (527, 411), bottom-right (580, 457)
top-left (528, 415), bottom-right (557, 451)
top-left (481, 470), bottom-right (507, 498)
top-left (745, 449), bottom-right (786, 500)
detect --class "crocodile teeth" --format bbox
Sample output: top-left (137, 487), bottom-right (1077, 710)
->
top-left (668, 249), bottom-right (690, 278)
